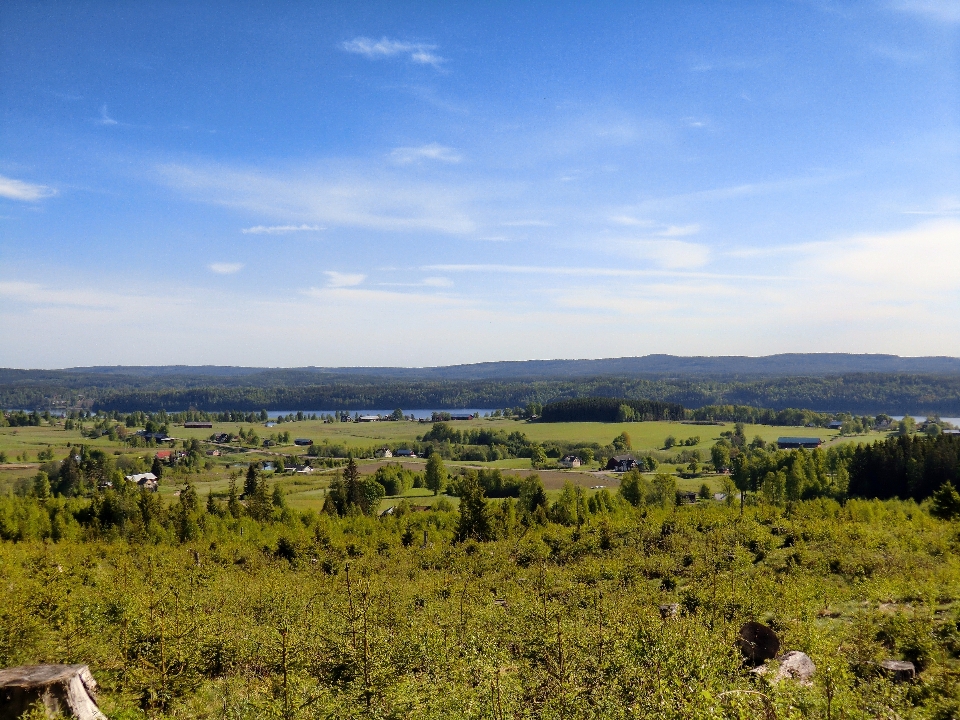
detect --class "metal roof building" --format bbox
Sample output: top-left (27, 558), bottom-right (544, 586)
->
top-left (776, 437), bottom-right (823, 449)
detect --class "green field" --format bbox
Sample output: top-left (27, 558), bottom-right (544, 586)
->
top-left (0, 417), bottom-right (893, 512)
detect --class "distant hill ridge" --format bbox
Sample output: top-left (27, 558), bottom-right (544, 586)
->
top-left (41, 353), bottom-right (960, 380)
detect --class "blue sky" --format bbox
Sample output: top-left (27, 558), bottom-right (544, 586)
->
top-left (1, 1), bottom-right (959, 368)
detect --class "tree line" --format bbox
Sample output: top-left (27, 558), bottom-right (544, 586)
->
top-left (539, 398), bottom-right (685, 423)
top-left (7, 371), bottom-right (960, 414)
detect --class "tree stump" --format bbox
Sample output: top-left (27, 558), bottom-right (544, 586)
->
top-left (880, 659), bottom-right (916, 683)
top-left (0, 664), bottom-right (106, 720)
top-left (659, 603), bottom-right (679, 619)
top-left (736, 622), bottom-right (780, 666)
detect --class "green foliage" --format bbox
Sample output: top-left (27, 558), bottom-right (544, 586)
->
top-left (455, 472), bottom-right (492, 541)
top-left (540, 397), bottom-right (684, 423)
top-left (931, 481), bottom-right (960, 520)
top-left (849, 434), bottom-right (960, 500)
top-left (619, 469), bottom-right (652, 507)
top-left (899, 415), bottom-right (917, 436)
top-left (424, 452), bottom-right (447, 496)
top-left (530, 445), bottom-right (548, 469)
top-left (651, 472), bottom-right (677, 508)
top-left (372, 463), bottom-right (418, 496)
top-left (710, 440), bottom-right (731, 472)
top-left (2, 486), bottom-right (960, 717)
top-left (325, 457), bottom-right (384, 517)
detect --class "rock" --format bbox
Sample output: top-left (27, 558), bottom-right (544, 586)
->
top-left (772, 651), bottom-right (815, 685)
top-left (0, 664), bottom-right (106, 720)
top-left (659, 603), bottom-right (679, 619)
top-left (880, 659), bottom-right (916, 683)
top-left (737, 621), bottom-right (781, 665)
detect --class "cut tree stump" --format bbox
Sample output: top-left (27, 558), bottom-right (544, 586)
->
top-left (0, 664), bottom-right (107, 720)
top-left (737, 621), bottom-right (781, 666)
top-left (880, 659), bottom-right (916, 683)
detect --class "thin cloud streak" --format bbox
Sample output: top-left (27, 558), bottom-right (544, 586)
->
top-left (324, 271), bottom-right (366, 287)
top-left (158, 162), bottom-right (477, 235)
top-left (390, 144), bottom-right (462, 164)
top-left (98, 104), bottom-right (118, 126)
top-left (340, 37), bottom-right (445, 67)
top-left (889, 0), bottom-right (960, 23)
top-left (209, 262), bottom-right (244, 274)
top-left (424, 264), bottom-right (787, 281)
top-left (0, 175), bottom-right (57, 201)
top-left (241, 224), bottom-right (324, 234)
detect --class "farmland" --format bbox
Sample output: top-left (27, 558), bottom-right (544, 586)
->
top-left (0, 416), bottom-right (887, 512)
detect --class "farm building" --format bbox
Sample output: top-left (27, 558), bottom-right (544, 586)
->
top-left (125, 472), bottom-right (158, 491)
top-left (184, 422), bottom-right (213, 429)
top-left (294, 438), bottom-right (313, 446)
top-left (375, 448), bottom-right (393, 458)
top-left (776, 437), bottom-right (823, 449)
top-left (137, 430), bottom-right (173, 442)
top-left (395, 448), bottom-right (417, 458)
top-left (606, 455), bottom-right (639, 472)
top-left (827, 420), bottom-right (843, 430)
top-left (358, 415), bottom-right (380, 422)
top-left (558, 455), bottom-right (581, 468)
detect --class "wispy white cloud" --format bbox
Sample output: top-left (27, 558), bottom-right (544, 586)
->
top-left (889, 0), bottom-right (960, 23)
top-left (868, 44), bottom-right (927, 64)
top-left (324, 271), bottom-right (366, 287)
top-left (609, 215), bottom-right (654, 227)
top-left (900, 196), bottom-right (960, 216)
top-left (158, 162), bottom-right (477, 235)
top-left (619, 239), bottom-right (710, 269)
top-left (241, 224), bottom-right (324, 234)
top-left (0, 175), bottom-right (57, 202)
top-left (390, 143), bottom-right (462, 164)
top-left (423, 264), bottom-right (777, 281)
top-left (98, 104), bottom-right (118, 126)
top-left (209, 262), bottom-right (244, 274)
top-left (632, 172), bottom-right (852, 213)
top-left (0, 280), bottom-right (133, 309)
top-left (340, 37), bottom-right (445, 68)
top-left (656, 224), bottom-right (701, 237)
top-left (500, 219), bottom-right (553, 227)
top-left (801, 219), bottom-right (960, 292)
top-left (377, 276), bottom-right (454, 288)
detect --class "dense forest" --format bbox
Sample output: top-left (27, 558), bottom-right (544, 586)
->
top-left (5, 371), bottom-right (960, 414)
top-left (848, 435), bottom-right (960, 501)
top-left (540, 398), bottom-right (685, 423)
